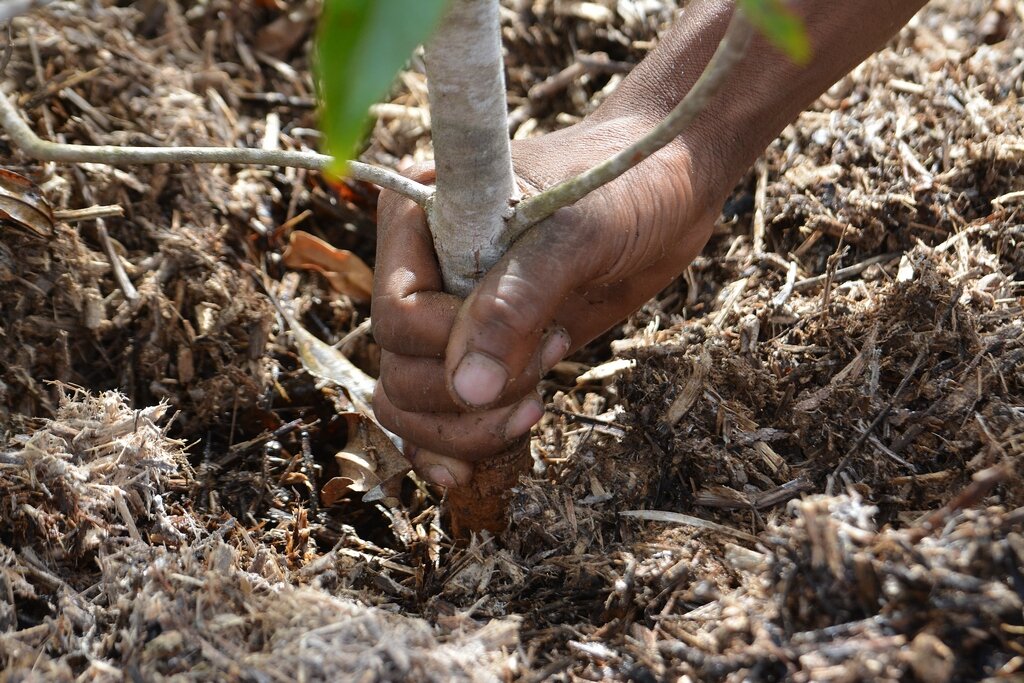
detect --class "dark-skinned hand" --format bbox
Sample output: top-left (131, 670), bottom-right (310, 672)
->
top-left (370, 0), bottom-right (930, 489)
top-left (371, 116), bottom-right (722, 488)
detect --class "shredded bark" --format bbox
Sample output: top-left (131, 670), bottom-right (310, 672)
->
top-left (1, 1), bottom-right (1022, 681)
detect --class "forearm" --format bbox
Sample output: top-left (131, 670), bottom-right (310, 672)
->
top-left (589, 0), bottom-right (928, 194)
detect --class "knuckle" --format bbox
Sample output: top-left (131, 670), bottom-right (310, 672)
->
top-left (450, 415), bottom-right (506, 460)
top-left (382, 369), bottom-right (437, 414)
top-left (376, 361), bottom-right (414, 413)
top-left (376, 187), bottom-right (402, 214)
top-left (370, 295), bottom-right (395, 345)
top-left (418, 413), bottom-right (501, 461)
top-left (370, 294), bottom-right (409, 349)
top-left (376, 191), bottom-right (414, 234)
top-left (506, 371), bottom-right (540, 400)
top-left (372, 384), bottom-right (404, 434)
top-left (536, 205), bottom-right (615, 280)
top-left (472, 274), bottom-right (544, 338)
top-left (377, 354), bottom-right (401, 400)
top-left (378, 165), bottom-right (435, 226)
top-left (582, 187), bottom-right (659, 283)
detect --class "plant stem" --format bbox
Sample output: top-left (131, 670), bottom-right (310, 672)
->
top-left (506, 8), bottom-right (753, 239)
top-left (424, 0), bottom-right (519, 296)
top-left (450, 443), bottom-right (532, 538)
top-left (424, 0), bottom-right (527, 536)
top-left (0, 89), bottom-right (433, 206)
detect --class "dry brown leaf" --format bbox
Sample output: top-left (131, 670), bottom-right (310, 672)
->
top-left (279, 471), bottom-right (310, 486)
top-left (0, 169), bottom-right (54, 238)
top-left (282, 230), bottom-right (373, 303)
top-left (321, 413), bottom-right (410, 506)
top-left (665, 350), bottom-right (711, 425)
top-left (256, 11), bottom-right (314, 59)
top-left (283, 306), bottom-right (377, 411)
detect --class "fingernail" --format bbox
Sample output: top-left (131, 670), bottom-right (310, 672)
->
top-left (424, 464), bottom-right (458, 488)
top-left (541, 329), bottom-right (572, 371)
top-left (452, 352), bottom-right (507, 407)
top-left (504, 398), bottom-right (545, 440)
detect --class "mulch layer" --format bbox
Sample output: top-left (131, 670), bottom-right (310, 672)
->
top-left (1, 1), bottom-right (1022, 681)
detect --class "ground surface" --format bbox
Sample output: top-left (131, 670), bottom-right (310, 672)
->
top-left (1, 1), bottom-right (1023, 681)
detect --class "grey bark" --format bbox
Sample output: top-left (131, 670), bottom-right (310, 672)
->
top-left (424, 0), bottom-right (519, 297)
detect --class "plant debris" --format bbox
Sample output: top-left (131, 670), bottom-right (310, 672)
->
top-left (1, 0), bottom-right (1022, 681)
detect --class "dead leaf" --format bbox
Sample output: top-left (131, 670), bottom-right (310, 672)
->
top-left (283, 306), bottom-right (377, 412)
top-left (665, 350), bottom-right (711, 425)
top-left (321, 412), bottom-right (411, 506)
top-left (267, 276), bottom-right (412, 505)
top-left (279, 471), bottom-right (310, 487)
top-left (257, 11), bottom-right (313, 59)
top-left (320, 477), bottom-right (355, 507)
top-left (282, 230), bottom-right (373, 303)
top-left (0, 169), bottom-right (54, 238)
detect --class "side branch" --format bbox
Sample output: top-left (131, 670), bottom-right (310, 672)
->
top-left (506, 9), bottom-right (753, 238)
top-left (0, 89), bottom-right (432, 206)
top-left (0, 0), bottom-right (55, 22)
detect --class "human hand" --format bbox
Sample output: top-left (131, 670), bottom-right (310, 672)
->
top-left (371, 116), bottom-right (724, 488)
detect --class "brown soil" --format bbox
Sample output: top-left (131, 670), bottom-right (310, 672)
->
top-left (1, 1), bottom-right (1022, 681)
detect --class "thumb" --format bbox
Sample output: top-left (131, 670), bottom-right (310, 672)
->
top-left (444, 208), bottom-right (606, 408)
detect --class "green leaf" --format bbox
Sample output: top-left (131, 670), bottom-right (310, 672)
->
top-left (316, 0), bottom-right (448, 175)
top-left (738, 0), bottom-right (811, 65)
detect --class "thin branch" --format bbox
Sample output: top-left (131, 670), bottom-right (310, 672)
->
top-left (0, 89), bottom-right (433, 206)
top-left (751, 160), bottom-right (768, 254)
top-left (506, 9), bottom-right (754, 239)
top-left (353, 168), bottom-right (431, 209)
top-left (53, 204), bottom-right (124, 222)
top-left (0, 21), bottom-right (12, 79)
top-left (72, 166), bottom-right (138, 303)
top-left (0, 0), bottom-right (54, 23)
top-left (97, 219), bottom-right (139, 302)
top-left (620, 509), bottom-right (759, 544)
top-left (792, 252), bottom-right (901, 292)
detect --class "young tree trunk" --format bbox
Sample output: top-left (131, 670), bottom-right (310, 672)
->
top-left (424, 0), bottom-right (527, 535)
top-left (425, 0), bottom-right (519, 295)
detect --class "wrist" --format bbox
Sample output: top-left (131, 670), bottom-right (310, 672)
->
top-left (583, 3), bottom-right (743, 209)
top-left (589, 0), bottom-right (928, 211)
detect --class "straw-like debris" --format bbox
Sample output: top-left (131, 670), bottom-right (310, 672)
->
top-left (1, 388), bottom-right (519, 682)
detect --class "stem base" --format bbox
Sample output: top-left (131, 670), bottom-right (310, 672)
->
top-left (448, 441), bottom-right (531, 538)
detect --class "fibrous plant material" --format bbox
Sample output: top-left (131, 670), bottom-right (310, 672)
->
top-left (0, 388), bottom-right (519, 682)
top-left (1, 0), bottom-right (1023, 680)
